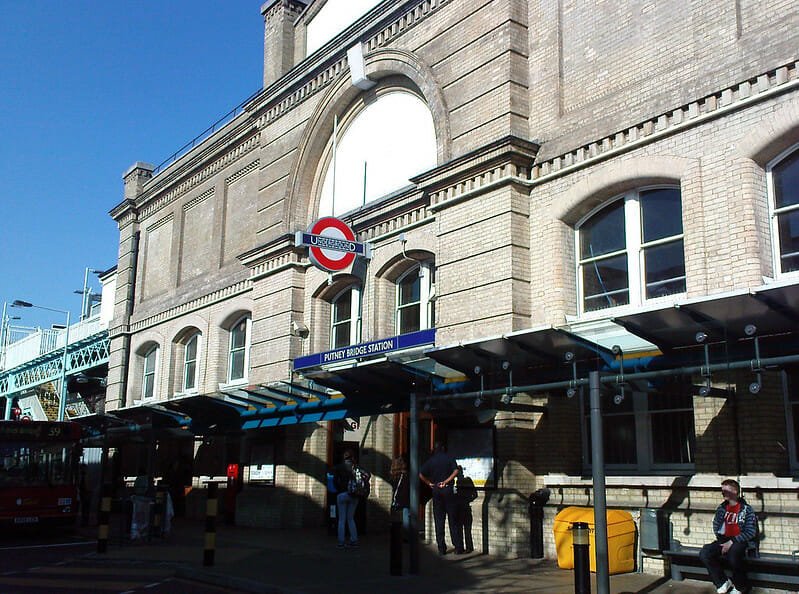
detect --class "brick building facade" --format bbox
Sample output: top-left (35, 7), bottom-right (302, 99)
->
top-left (106, 0), bottom-right (799, 566)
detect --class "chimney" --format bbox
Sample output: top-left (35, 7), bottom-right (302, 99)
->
top-left (122, 161), bottom-right (155, 202)
top-left (261, 0), bottom-right (309, 88)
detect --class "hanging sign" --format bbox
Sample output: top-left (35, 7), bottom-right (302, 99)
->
top-left (295, 217), bottom-right (370, 272)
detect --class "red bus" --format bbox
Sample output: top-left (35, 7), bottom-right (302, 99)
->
top-left (0, 421), bottom-right (82, 527)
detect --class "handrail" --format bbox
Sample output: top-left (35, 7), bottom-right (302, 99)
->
top-left (1, 314), bottom-right (106, 370)
top-left (152, 89), bottom-right (262, 176)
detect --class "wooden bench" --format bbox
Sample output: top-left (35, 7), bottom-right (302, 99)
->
top-left (663, 543), bottom-right (799, 591)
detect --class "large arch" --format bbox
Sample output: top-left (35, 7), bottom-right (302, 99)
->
top-left (285, 48), bottom-right (450, 230)
top-left (550, 155), bottom-right (695, 225)
top-left (735, 98), bottom-right (799, 165)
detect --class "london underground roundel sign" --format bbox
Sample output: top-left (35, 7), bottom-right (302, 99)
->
top-left (306, 217), bottom-right (358, 272)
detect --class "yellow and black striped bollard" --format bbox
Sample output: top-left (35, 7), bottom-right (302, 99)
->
top-left (203, 482), bottom-right (218, 566)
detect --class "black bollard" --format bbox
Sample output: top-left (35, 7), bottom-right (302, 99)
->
top-left (153, 487), bottom-right (165, 538)
top-left (97, 483), bottom-right (112, 554)
top-left (390, 517), bottom-right (403, 575)
top-left (203, 482), bottom-right (218, 566)
top-left (572, 521), bottom-right (591, 594)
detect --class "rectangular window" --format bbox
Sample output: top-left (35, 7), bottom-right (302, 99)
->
top-left (784, 368), bottom-right (799, 471)
top-left (769, 148), bottom-right (799, 274)
top-left (142, 348), bottom-right (158, 400)
top-left (583, 378), bottom-right (695, 473)
top-left (183, 335), bottom-right (198, 391)
top-left (396, 262), bottom-right (434, 334)
top-left (228, 318), bottom-right (250, 383)
top-left (331, 287), bottom-right (360, 349)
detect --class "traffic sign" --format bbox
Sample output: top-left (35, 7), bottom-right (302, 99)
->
top-left (295, 217), bottom-right (370, 272)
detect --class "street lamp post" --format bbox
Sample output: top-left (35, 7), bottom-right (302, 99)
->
top-left (11, 300), bottom-right (71, 421)
top-left (75, 267), bottom-right (101, 321)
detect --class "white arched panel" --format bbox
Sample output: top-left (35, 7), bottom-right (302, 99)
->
top-left (318, 92), bottom-right (436, 216)
top-left (306, 0), bottom-right (382, 55)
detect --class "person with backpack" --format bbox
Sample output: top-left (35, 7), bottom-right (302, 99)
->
top-left (454, 466), bottom-right (477, 553)
top-left (333, 449), bottom-right (370, 548)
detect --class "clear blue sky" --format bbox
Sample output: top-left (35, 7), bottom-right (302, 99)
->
top-left (0, 1), bottom-right (265, 329)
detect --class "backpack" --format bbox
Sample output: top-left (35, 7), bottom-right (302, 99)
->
top-left (347, 465), bottom-right (371, 498)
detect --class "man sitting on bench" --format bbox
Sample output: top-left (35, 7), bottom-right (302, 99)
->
top-left (699, 478), bottom-right (757, 594)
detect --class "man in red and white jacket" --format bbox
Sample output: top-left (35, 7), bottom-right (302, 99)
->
top-left (699, 478), bottom-right (757, 594)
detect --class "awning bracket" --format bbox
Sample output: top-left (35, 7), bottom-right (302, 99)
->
top-left (746, 324), bottom-right (763, 394)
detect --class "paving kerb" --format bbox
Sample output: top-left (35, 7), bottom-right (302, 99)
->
top-left (79, 519), bottom-right (725, 593)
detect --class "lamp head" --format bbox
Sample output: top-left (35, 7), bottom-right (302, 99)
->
top-left (11, 300), bottom-right (32, 308)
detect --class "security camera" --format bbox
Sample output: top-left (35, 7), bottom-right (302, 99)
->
top-left (290, 320), bottom-right (310, 339)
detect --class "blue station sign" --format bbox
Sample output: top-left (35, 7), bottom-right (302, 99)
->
top-left (293, 329), bottom-right (436, 371)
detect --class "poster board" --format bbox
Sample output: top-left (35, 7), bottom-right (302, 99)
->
top-left (447, 427), bottom-right (495, 488)
top-left (247, 442), bottom-right (275, 485)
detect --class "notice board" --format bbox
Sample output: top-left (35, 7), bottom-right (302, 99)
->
top-left (447, 427), bottom-right (495, 488)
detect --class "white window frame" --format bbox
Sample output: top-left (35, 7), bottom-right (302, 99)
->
top-left (330, 285), bottom-right (361, 348)
top-left (576, 186), bottom-right (685, 316)
top-left (767, 143), bottom-right (799, 278)
top-left (183, 333), bottom-right (201, 393)
top-left (227, 316), bottom-right (251, 384)
top-left (396, 261), bottom-right (435, 334)
top-left (142, 346), bottom-right (159, 401)
top-left (782, 368), bottom-right (799, 473)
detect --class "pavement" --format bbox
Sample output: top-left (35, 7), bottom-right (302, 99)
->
top-left (75, 517), bottom-right (765, 594)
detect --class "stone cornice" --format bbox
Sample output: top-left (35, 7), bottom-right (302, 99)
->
top-left (413, 135), bottom-right (539, 191)
top-left (530, 61), bottom-right (799, 184)
top-left (109, 199), bottom-right (138, 224)
top-left (247, 0), bottom-right (451, 127)
top-left (137, 130), bottom-right (260, 223)
top-left (123, 279), bottom-right (253, 334)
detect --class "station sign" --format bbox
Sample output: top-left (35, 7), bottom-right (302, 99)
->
top-left (295, 217), bottom-right (370, 272)
top-left (293, 328), bottom-right (436, 371)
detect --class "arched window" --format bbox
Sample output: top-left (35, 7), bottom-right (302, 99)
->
top-left (331, 286), bottom-right (361, 348)
top-left (183, 333), bottom-right (200, 392)
top-left (142, 346), bottom-right (159, 400)
top-left (228, 316), bottom-right (251, 383)
top-left (318, 92), bottom-right (437, 216)
top-left (768, 146), bottom-right (799, 275)
top-left (396, 262), bottom-right (435, 334)
top-left (306, 0), bottom-right (381, 55)
top-left (577, 187), bottom-right (685, 313)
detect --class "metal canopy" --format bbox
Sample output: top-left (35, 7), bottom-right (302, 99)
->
top-left (612, 283), bottom-right (799, 352)
top-left (158, 394), bottom-right (248, 434)
top-left (306, 360), bottom-right (436, 407)
top-left (112, 403), bottom-right (191, 430)
top-left (427, 326), bottom-right (612, 387)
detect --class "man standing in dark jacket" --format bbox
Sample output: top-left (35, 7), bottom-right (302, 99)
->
top-left (699, 478), bottom-right (756, 594)
top-left (419, 441), bottom-right (463, 555)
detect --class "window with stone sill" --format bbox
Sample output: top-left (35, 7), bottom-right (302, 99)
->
top-left (142, 346), bottom-right (159, 400)
top-left (183, 333), bottom-right (200, 392)
top-left (330, 285), bottom-right (361, 349)
top-left (783, 367), bottom-right (799, 472)
top-left (768, 145), bottom-right (799, 276)
top-left (396, 261), bottom-right (435, 335)
top-left (228, 316), bottom-right (251, 384)
top-left (582, 377), bottom-right (695, 474)
top-left (577, 187), bottom-right (686, 314)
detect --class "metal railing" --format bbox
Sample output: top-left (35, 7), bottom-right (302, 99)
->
top-left (1, 314), bottom-right (106, 370)
top-left (152, 89), bottom-right (262, 176)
